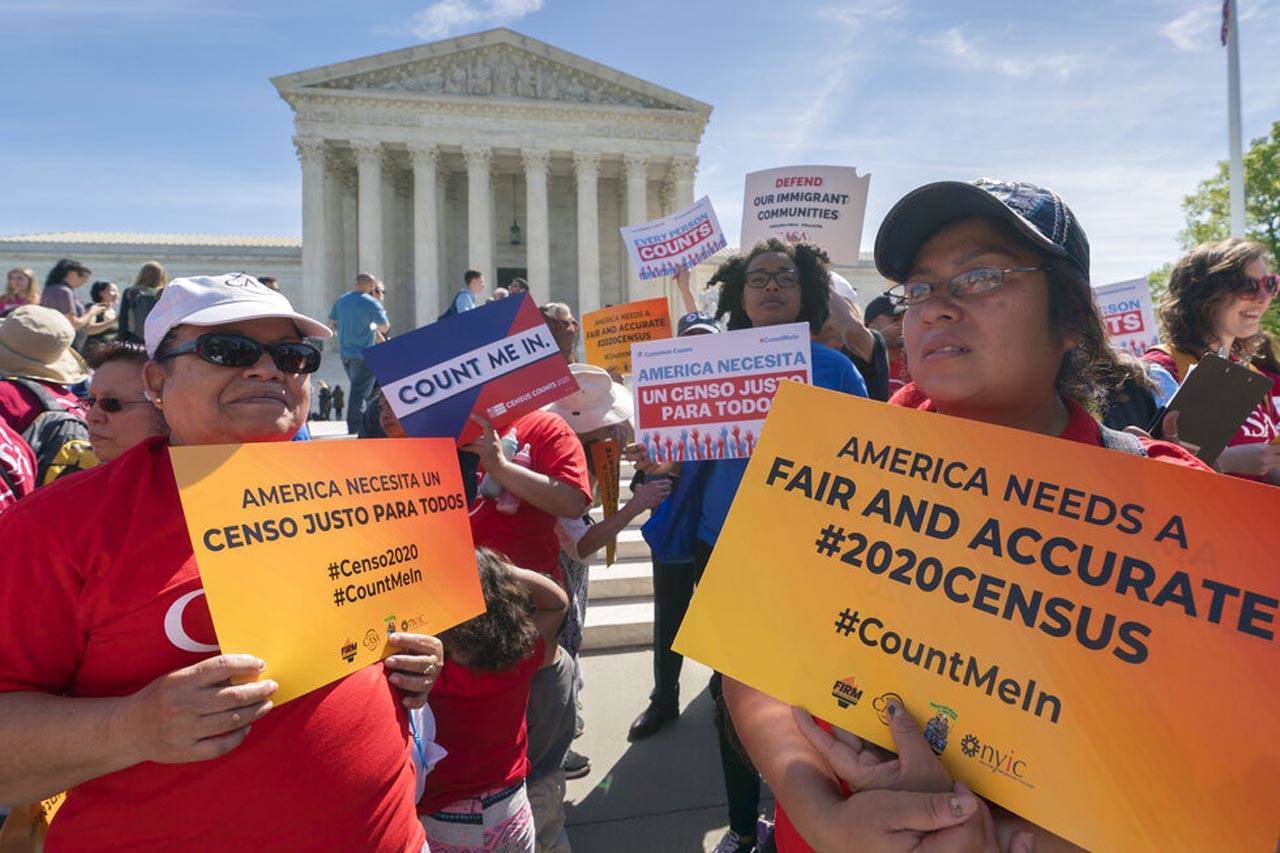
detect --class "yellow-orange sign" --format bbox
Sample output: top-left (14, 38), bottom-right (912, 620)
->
top-left (675, 382), bottom-right (1280, 851)
top-left (589, 439), bottom-right (621, 565)
top-left (171, 438), bottom-right (484, 705)
top-left (0, 793), bottom-right (64, 853)
top-left (582, 298), bottom-right (671, 375)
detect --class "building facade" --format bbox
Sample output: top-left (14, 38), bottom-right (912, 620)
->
top-left (272, 28), bottom-right (713, 333)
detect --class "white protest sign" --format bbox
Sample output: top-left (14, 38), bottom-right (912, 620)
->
top-left (740, 165), bottom-right (871, 265)
top-left (621, 195), bottom-right (728, 280)
top-left (1092, 277), bottom-right (1160, 355)
top-left (631, 323), bottom-right (812, 463)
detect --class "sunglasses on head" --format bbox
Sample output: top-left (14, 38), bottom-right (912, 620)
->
top-left (85, 395), bottom-right (150, 414)
top-left (157, 332), bottom-right (322, 374)
top-left (1239, 274), bottom-right (1280, 298)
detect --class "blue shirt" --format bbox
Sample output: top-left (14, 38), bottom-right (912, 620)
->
top-left (452, 290), bottom-right (477, 314)
top-left (329, 291), bottom-right (388, 360)
top-left (695, 342), bottom-right (867, 546)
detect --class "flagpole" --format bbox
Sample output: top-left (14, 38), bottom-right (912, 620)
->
top-left (1226, 0), bottom-right (1246, 237)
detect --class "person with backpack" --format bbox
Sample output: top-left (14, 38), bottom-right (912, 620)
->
top-left (0, 305), bottom-right (97, 485)
top-left (117, 261), bottom-right (167, 344)
top-left (724, 179), bottom-right (1212, 853)
top-left (441, 270), bottom-right (486, 318)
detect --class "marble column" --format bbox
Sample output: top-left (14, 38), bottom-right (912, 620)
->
top-left (323, 150), bottom-right (346, 308)
top-left (462, 145), bottom-right (493, 287)
top-left (573, 150), bottom-right (602, 316)
top-left (623, 154), bottom-right (649, 304)
top-left (352, 139), bottom-right (384, 277)
top-left (293, 136), bottom-right (327, 321)
top-left (409, 144), bottom-right (440, 329)
top-left (521, 148), bottom-right (551, 300)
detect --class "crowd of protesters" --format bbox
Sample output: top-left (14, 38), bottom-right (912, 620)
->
top-left (0, 175), bottom-right (1275, 853)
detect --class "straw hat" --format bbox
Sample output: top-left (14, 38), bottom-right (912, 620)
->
top-left (544, 363), bottom-right (633, 433)
top-left (0, 305), bottom-right (89, 385)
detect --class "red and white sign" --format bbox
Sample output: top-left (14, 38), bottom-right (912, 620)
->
top-left (740, 165), bottom-right (871, 265)
top-left (621, 196), bottom-right (727, 280)
top-left (1093, 277), bottom-right (1159, 356)
top-left (630, 323), bottom-right (812, 462)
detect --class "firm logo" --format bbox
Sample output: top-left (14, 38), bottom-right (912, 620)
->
top-left (340, 638), bottom-right (358, 664)
top-left (831, 675), bottom-right (864, 708)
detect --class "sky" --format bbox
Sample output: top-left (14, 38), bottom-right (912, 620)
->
top-left (2, 0), bottom-right (1279, 287)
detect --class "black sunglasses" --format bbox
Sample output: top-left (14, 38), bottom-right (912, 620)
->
top-left (85, 395), bottom-right (150, 414)
top-left (157, 332), bottom-right (321, 374)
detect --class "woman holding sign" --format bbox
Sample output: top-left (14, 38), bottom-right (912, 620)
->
top-left (1143, 238), bottom-right (1280, 484)
top-left (725, 180), bottom-right (1210, 852)
top-left (630, 238), bottom-right (867, 853)
top-left (0, 275), bottom-right (443, 851)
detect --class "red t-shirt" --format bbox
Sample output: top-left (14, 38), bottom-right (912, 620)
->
top-left (419, 637), bottom-right (546, 814)
top-left (773, 386), bottom-right (1209, 852)
top-left (0, 378), bottom-right (86, 435)
top-left (0, 419), bottom-right (36, 512)
top-left (468, 410), bottom-right (592, 583)
top-left (888, 358), bottom-right (908, 396)
top-left (0, 437), bottom-right (424, 852)
top-left (1142, 348), bottom-right (1280, 482)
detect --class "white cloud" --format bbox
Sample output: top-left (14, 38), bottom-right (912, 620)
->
top-left (1160, 6), bottom-right (1217, 52)
top-left (921, 27), bottom-right (1080, 79)
top-left (411, 0), bottom-right (543, 40)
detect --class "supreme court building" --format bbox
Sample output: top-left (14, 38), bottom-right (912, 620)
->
top-left (273, 28), bottom-right (712, 333)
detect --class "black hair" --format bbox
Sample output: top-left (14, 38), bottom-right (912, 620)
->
top-left (508, 277), bottom-right (529, 292)
top-left (90, 280), bottom-right (116, 302)
top-left (46, 258), bottom-right (91, 287)
top-left (86, 340), bottom-right (148, 370)
top-left (464, 269), bottom-right (483, 285)
top-left (439, 548), bottom-right (538, 672)
top-left (711, 239), bottom-right (832, 333)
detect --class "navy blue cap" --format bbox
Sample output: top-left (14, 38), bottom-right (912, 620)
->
top-left (874, 179), bottom-right (1089, 283)
top-left (677, 312), bottom-right (719, 337)
top-left (864, 294), bottom-right (905, 325)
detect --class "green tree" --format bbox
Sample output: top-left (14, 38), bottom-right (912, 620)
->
top-left (1178, 119), bottom-right (1280, 336)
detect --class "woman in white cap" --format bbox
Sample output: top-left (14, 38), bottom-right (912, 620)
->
top-left (0, 273), bottom-right (443, 851)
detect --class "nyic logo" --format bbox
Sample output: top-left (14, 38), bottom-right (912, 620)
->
top-left (831, 675), bottom-right (864, 708)
top-left (340, 638), bottom-right (358, 664)
top-left (958, 733), bottom-right (1034, 788)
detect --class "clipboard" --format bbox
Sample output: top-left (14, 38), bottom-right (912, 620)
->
top-left (1149, 353), bottom-right (1272, 464)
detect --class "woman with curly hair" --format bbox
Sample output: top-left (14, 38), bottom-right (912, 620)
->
top-left (418, 548), bottom-right (568, 853)
top-left (628, 238), bottom-right (867, 853)
top-left (1142, 238), bottom-right (1280, 483)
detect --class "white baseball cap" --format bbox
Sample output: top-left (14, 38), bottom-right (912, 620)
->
top-left (144, 273), bottom-right (332, 356)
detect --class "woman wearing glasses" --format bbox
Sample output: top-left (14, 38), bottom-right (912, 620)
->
top-left (0, 275), bottom-right (441, 851)
top-left (725, 180), bottom-right (1210, 853)
top-left (1142, 238), bottom-right (1280, 483)
top-left (628, 239), bottom-right (867, 853)
top-left (83, 340), bottom-right (169, 462)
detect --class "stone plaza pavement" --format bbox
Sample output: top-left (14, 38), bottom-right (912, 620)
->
top-left (565, 649), bottom-right (775, 853)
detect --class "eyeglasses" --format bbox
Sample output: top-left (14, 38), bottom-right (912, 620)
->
top-left (887, 266), bottom-right (1047, 306)
top-left (1238, 274), bottom-right (1280, 299)
top-left (156, 332), bottom-right (321, 374)
top-left (745, 269), bottom-right (800, 289)
top-left (85, 396), bottom-right (150, 414)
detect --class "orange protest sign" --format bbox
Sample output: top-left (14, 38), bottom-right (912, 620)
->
top-left (675, 382), bottom-right (1280, 851)
top-left (589, 439), bottom-right (621, 565)
top-left (582, 298), bottom-right (671, 375)
top-left (170, 438), bottom-right (484, 705)
top-left (0, 793), bottom-right (64, 853)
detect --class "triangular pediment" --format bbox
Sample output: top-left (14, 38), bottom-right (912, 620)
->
top-left (272, 28), bottom-right (710, 114)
